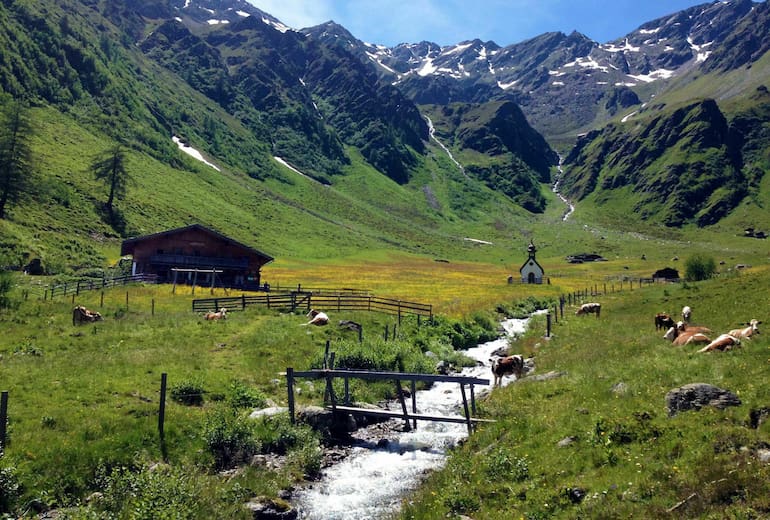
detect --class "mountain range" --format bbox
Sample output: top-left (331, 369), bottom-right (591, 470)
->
top-left (0, 0), bottom-right (769, 270)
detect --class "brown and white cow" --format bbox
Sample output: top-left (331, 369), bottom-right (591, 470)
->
top-left (728, 319), bottom-right (761, 339)
top-left (663, 323), bottom-right (711, 346)
top-left (204, 307), bottom-right (227, 320)
top-left (576, 302), bottom-right (601, 318)
top-left (490, 355), bottom-right (525, 387)
top-left (698, 334), bottom-right (741, 353)
top-left (303, 309), bottom-right (329, 326)
top-left (72, 305), bottom-right (103, 325)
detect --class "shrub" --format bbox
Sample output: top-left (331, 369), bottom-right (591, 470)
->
top-left (90, 464), bottom-right (202, 519)
top-left (228, 380), bottom-right (268, 409)
top-left (0, 465), bottom-right (20, 514)
top-left (484, 448), bottom-right (530, 482)
top-left (203, 407), bottom-right (261, 470)
top-left (252, 413), bottom-right (318, 456)
top-left (0, 270), bottom-right (12, 309)
top-left (170, 380), bottom-right (204, 406)
top-left (685, 254), bottom-right (717, 281)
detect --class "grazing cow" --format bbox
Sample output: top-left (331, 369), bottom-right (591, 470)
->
top-left (490, 355), bottom-right (525, 387)
top-left (698, 333), bottom-right (740, 353)
top-left (576, 302), bottom-right (601, 318)
top-left (681, 306), bottom-right (692, 324)
top-left (204, 307), bottom-right (227, 321)
top-left (655, 313), bottom-right (675, 331)
top-left (304, 309), bottom-right (329, 326)
top-left (727, 319), bottom-right (761, 339)
top-left (72, 305), bottom-right (103, 325)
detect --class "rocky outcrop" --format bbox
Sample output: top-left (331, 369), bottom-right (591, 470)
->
top-left (665, 383), bottom-right (741, 417)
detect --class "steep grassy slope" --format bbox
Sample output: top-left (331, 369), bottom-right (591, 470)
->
top-left (0, 100), bottom-right (557, 273)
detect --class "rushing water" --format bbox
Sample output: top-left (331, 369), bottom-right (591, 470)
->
top-left (293, 315), bottom-right (535, 520)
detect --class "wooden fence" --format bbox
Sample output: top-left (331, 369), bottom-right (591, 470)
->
top-left (192, 291), bottom-right (433, 322)
top-left (47, 274), bottom-right (158, 299)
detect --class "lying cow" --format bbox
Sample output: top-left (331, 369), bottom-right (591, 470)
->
top-left (73, 305), bottom-right (103, 325)
top-left (728, 319), bottom-right (761, 339)
top-left (303, 309), bottom-right (329, 326)
top-left (576, 302), bottom-right (601, 318)
top-left (698, 333), bottom-right (741, 353)
top-left (663, 325), bottom-right (711, 346)
top-left (204, 307), bottom-right (227, 321)
top-left (490, 355), bottom-right (525, 387)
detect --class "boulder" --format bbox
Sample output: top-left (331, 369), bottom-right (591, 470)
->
top-left (665, 383), bottom-right (741, 417)
top-left (249, 407), bottom-right (288, 420)
top-left (244, 498), bottom-right (297, 520)
top-left (297, 406), bottom-right (357, 436)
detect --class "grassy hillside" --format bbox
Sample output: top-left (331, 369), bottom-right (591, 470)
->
top-left (403, 266), bottom-right (770, 519)
top-left (0, 101), bottom-right (541, 272)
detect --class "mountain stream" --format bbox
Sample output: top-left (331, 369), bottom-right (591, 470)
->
top-left (293, 315), bottom-right (536, 519)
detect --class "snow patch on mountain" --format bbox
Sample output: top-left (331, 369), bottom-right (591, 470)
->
top-left (173, 136), bottom-right (220, 172)
top-left (262, 16), bottom-right (290, 33)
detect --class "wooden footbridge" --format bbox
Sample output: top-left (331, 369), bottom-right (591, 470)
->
top-left (286, 368), bottom-right (494, 434)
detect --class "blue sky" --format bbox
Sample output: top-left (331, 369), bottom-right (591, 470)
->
top-left (247, 0), bottom-right (714, 47)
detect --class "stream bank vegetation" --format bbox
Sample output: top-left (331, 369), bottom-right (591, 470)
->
top-left (0, 275), bottom-right (551, 518)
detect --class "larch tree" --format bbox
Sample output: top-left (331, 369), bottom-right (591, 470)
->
top-left (91, 144), bottom-right (131, 219)
top-left (0, 101), bottom-right (34, 219)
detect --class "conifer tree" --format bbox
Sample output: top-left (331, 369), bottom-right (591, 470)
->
top-left (91, 144), bottom-right (131, 219)
top-left (0, 101), bottom-right (34, 219)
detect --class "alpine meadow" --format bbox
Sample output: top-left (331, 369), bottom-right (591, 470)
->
top-left (2, 1), bottom-right (770, 519)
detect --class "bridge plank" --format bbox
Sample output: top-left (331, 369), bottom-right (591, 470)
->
top-left (329, 405), bottom-right (495, 424)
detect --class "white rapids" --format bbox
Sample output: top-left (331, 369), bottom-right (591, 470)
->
top-left (293, 315), bottom-right (536, 520)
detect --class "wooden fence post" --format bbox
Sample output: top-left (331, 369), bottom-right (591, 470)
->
top-left (151, 299), bottom-right (155, 317)
top-left (459, 384), bottom-right (473, 435)
top-left (546, 312), bottom-right (552, 337)
top-left (287, 368), bottom-right (295, 424)
top-left (158, 373), bottom-right (167, 439)
top-left (0, 391), bottom-right (7, 455)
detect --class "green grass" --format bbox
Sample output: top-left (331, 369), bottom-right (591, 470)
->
top-left (3, 245), bottom-right (770, 518)
top-left (0, 277), bottom-right (529, 516)
top-left (401, 269), bottom-right (770, 519)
